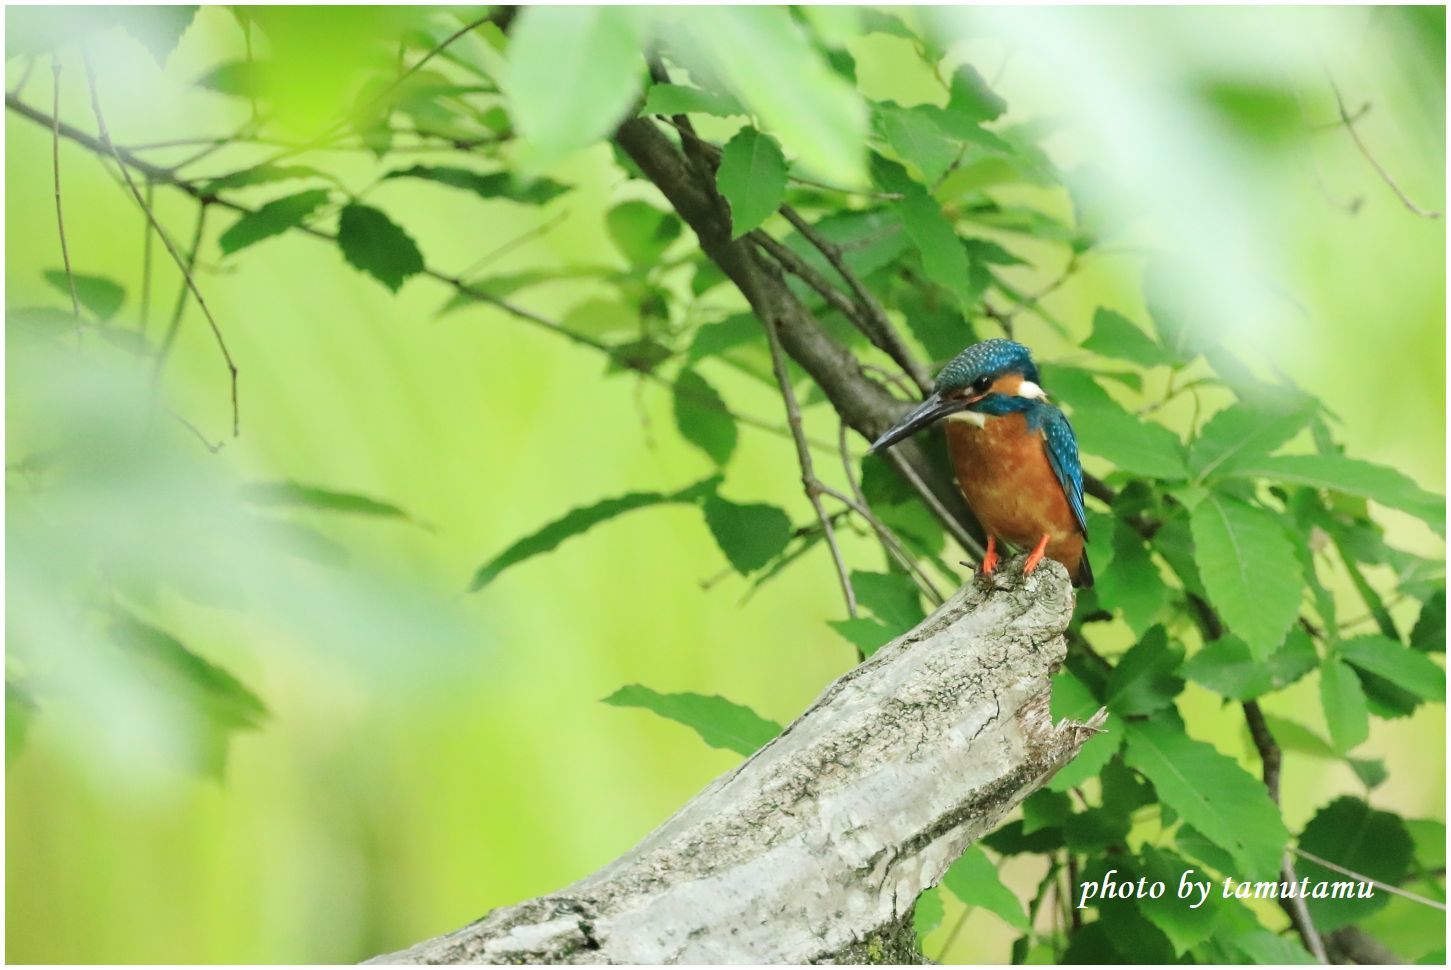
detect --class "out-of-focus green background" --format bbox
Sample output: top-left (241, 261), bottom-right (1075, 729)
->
top-left (6, 6), bottom-right (1444, 963)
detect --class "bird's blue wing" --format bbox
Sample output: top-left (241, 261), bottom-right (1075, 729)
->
top-left (1039, 406), bottom-right (1088, 538)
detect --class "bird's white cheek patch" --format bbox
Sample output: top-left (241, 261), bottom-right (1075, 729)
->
top-left (948, 411), bottom-right (989, 428)
top-left (1017, 380), bottom-right (1047, 401)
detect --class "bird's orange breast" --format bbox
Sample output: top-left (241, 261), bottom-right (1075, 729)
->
top-left (946, 413), bottom-right (1084, 575)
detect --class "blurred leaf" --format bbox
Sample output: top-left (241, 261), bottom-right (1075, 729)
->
top-left (6, 680), bottom-right (37, 762)
top-left (1347, 757), bottom-right (1388, 790)
top-left (1200, 929), bottom-right (1315, 964)
top-left (111, 5), bottom-right (198, 63)
top-left (671, 7), bottom-right (867, 185)
top-left (1188, 403), bottom-right (1314, 481)
top-left (703, 495), bottom-right (792, 574)
top-left (1258, 714), bottom-right (1338, 760)
top-left (1411, 590), bottom-right (1446, 652)
top-left (1135, 847), bottom-right (1223, 955)
top-left (384, 165), bottom-right (569, 205)
top-left (506, 6), bottom-right (645, 163)
top-left (218, 189), bottom-right (331, 255)
top-left (1123, 719), bottom-right (1288, 879)
top-left (1021, 788), bottom-right (1071, 834)
top-left (1176, 824), bottom-right (1238, 875)
top-left (1190, 493), bottom-right (1302, 660)
top-left (1336, 635), bottom-right (1445, 701)
top-left (195, 59), bottom-right (265, 96)
top-left (1094, 522), bottom-right (1168, 635)
top-left (672, 369), bottom-right (737, 467)
top-left (942, 844), bottom-right (1031, 931)
top-left (471, 478), bottom-right (717, 589)
top-left (944, 63), bottom-right (1006, 123)
top-left (42, 270), bottom-right (124, 321)
top-left (1320, 658), bottom-right (1370, 753)
top-left (716, 127), bottom-right (788, 238)
top-left (872, 156), bottom-right (974, 310)
top-left (850, 569), bottom-right (924, 630)
top-left (240, 481), bottom-right (413, 521)
top-left (336, 203), bottom-right (424, 292)
top-left (1227, 454), bottom-right (1445, 535)
top-left (1298, 796), bottom-right (1413, 931)
top-left (640, 82), bottom-right (744, 117)
top-left (199, 163), bottom-right (325, 194)
top-left (914, 885), bottom-right (944, 942)
top-left (874, 103), bottom-right (959, 185)
top-left (1083, 308), bottom-right (1173, 369)
top-left (1104, 627), bottom-right (1184, 717)
top-left (1184, 629), bottom-right (1317, 700)
top-left (686, 313), bottom-right (758, 364)
top-left (827, 617), bottom-right (898, 658)
top-left (1038, 365), bottom-right (1188, 480)
top-left (602, 684), bottom-right (781, 756)
top-left (606, 200), bottom-right (682, 268)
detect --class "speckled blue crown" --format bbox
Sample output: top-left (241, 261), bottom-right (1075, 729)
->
top-left (933, 339), bottom-right (1039, 393)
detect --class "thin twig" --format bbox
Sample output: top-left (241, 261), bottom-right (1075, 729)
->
top-left (458, 209), bottom-right (569, 279)
top-left (81, 54), bottom-right (241, 437)
top-left (50, 57), bottom-right (80, 319)
top-left (139, 178), bottom-right (155, 333)
top-left (151, 203), bottom-right (210, 382)
top-left (760, 311), bottom-right (860, 636)
top-left (1292, 847), bottom-right (1448, 912)
top-left (1327, 74), bottom-right (1440, 219)
top-left (884, 447), bottom-right (984, 558)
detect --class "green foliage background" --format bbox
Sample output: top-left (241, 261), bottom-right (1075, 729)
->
top-left (5, 5), bottom-right (1445, 963)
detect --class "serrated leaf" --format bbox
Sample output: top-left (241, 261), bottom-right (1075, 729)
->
top-left (336, 203), bottom-right (424, 292)
top-left (716, 127), bottom-right (788, 239)
top-left (240, 480), bottom-right (413, 521)
top-left (606, 200), bottom-right (682, 268)
top-left (874, 103), bottom-right (959, 186)
top-left (640, 82), bottom-right (744, 117)
top-left (1083, 308), bottom-right (1172, 368)
top-left (112, 5), bottom-right (197, 63)
top-left (219, 189), bottom-right (330, 255)
top-left (506, 6), bottom-right (644, 163)
top-left (1411, 590), bottom-right (1446, 653)
top-left (1297, 796), bottom-right (1413, 931)
top-left (1190, 493), bottom-right (1303, 659)
top-left (1337, 635), bottom-right (1445, 701)
top-left (1094, 521), bottom-right (1169, 635)
top-left (672, 369), bottom-right (737, 467)
top-left (850, 569), bottom-right (924, 631)
top-left (1038, 365), bottom-right (1189, 480)
top-left (1134, 847), bottom-right (1223, 955)
top-left (703, 495), bottom-right (792, 574)
top-left (471, 478), bottom-right (718, 589)
top-left (199, 163), bottom-right (324, 194)
top-left (1320, 658), bottom-right (1370, 753)
top-left (1227, 453), bottom-right (1444, 535)
top-left (942, 844), bottom-right (1031, 931)
top-left (1184, 629), bottom-right (1318, 700)
top-left (1122, 719), bottom-right (1289, 879)
top-left (874, 156), bottom-right (974, 310)
top-left (602, 685), bottom-right (780, 756)
top-left (1104, 627), bottom-right (1184, 717)
top-left (1189, 403), bottom-right (1314, 481)
top-left (42, 270), bottom-right (124, 321)
top-left (384, 165), bottom-right (569, 205)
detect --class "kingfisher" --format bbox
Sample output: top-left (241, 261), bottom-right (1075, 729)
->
top-left (869, 338), bottom-right (1093, 587)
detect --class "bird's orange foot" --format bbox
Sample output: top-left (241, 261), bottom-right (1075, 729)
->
top-left (1023, 533), bottom-right (1052, 576)
top-left (979, 535), bottom-right (1000, 577)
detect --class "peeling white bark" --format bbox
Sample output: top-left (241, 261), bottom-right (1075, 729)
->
top-left (370, 559), bottom-right (1105, 965)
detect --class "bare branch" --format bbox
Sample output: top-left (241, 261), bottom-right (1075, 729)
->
top-left (50, 57), bottom-right (80, 320)
top-left (1327, 75), bottom-right (1441, 219)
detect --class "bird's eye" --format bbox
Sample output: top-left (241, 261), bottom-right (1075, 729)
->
top-left (971, 375), bottom-right (993, 394)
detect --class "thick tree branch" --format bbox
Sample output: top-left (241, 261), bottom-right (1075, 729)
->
top-left (369, 561), bottom-right (1103, 964)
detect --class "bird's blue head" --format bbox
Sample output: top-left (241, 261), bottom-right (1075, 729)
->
top-left (868, 339), bottom-right (1044, 453)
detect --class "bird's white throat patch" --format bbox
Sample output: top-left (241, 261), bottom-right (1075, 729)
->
top-left (947, 410), bottom-right (990, 428)
top-left (1017, 380), bottom-right (1047, 400)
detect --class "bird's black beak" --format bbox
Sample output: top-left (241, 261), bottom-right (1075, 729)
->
top-left (867, 393), bottom-right (967, 454)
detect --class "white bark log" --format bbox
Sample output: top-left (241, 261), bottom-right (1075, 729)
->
top-left (370, 559), bottom-right (1105, 965)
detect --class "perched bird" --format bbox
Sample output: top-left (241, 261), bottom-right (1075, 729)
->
top-left (869, 339), bottom-right (1092, 587)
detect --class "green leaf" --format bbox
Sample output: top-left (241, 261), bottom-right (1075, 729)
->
top-left (606, 200), bottom-right (682, 268)
top-left (506, 7), bottom-right (644, 163)
top-left (913, 885), bottom-right (944, 942)
top-left (1190, 493), bottom-right (1302, 660)
top-left (827, 617), bottom-right (899, 658)
top-left (219, 189), bottom-right (331, 255)
top-left (471, 478), bottom-right (717, 589)
top-left (1046, 670), bottom-right (1120, 791)
top-left (1021, 788), bottom-right (1071, 834)
top-left (874, 103), bottom-right (958, 186)
top-left (1297, 796), bottom-right (1413, 931)
top-left (1320, 658), bottom-right (1370, 753)
top-left (703, 495), bottom-right (792, 574)
top-left (1134, 847), bottom-right (1223, 956)
top-left (850, 570), bottom-right (924, 631)
top-left (384, 165), bottom-right (569, 205)
top-left (199, 163), bottom-right (324, 194)
top-left (240, 480), bottom-right (413, 521)
top-left (1188, 403), bottom-right (1314, 482)
top-left (640, 82), bottom-right (744, 118)
top-left (196, 59), bottom-right (264, 96)
top-left (674, 7), bottom-right (867, 185)
top-left (941, 844), bottom-right (1031, 931)
top-left (672, 369), bottom-right (738, 467)
top-left (602, 685), bottom-right (781, 756)
top-left (1337, 635), bottom-right (1445, 701)
top-left (1122, 719), bottom-right (1289, 879)
top-left (1411, 590), bottom-right (1446, 652)
top-left (336, 203), bottom-right (424, 292)
top-left (1201, 929), bottom-right (1316, 964)
top-left (1184, 629), bottom-right (1318, 700)
top-left (1038, 365), bottom-right (1189, 479)
top-left (1227, 453), bottom-right (1444, 535)
top-left (1083, 308), bottom-right (1172, 369)
top-left (1347, 757), bottom-right (1388, 790)
top-left (1104, 627), bottom-right (1184, 716)
top-left (716, 127), bottom-right (788, 239)
top-left (945, 63), bottom-right (1006, 123)
top-left (42, 270), bottom-right (124, 321)
top-left (875, 157), bottom-right (973, 310)
top-left (1093, 521), bottom-right (1169, 635)
top-left (6, 680), bottom-right (37, 762)
top-left (112, 5), bottom-right (198, 64)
